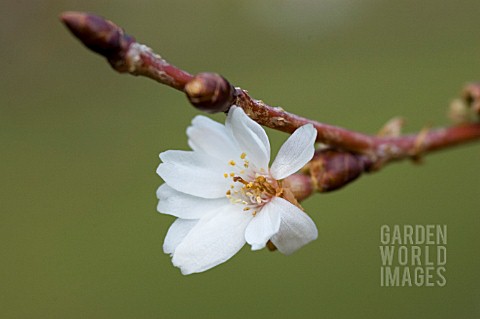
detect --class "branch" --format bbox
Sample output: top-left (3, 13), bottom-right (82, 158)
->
top-left (60, 12), bottom-right (480, 199)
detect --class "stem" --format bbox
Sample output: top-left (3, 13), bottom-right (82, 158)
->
top-left (61, 11), bottom-right (480, 185)
top-left (232, 89), bottom-right (375, 154)
top-left (126, 42), bottom-right (193, 90)
top-left (60, 11), bottom-right (193, 90)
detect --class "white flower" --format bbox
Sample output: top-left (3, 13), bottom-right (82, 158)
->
top-left (156, 106), bottom-right (318, 275)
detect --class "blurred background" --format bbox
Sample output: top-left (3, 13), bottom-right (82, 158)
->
top-left (1, 0), bottom-right (479, 318)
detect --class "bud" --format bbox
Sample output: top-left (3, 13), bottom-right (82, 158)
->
top-left (184, 73), bottom-right (234, 113)
top-left (60, 12), bottom-right (135, 72)
top-left (308, 150), bottom-right (369, 192)
top-left (378, 117), bottom-right (404, 137)
top-left (448, 99), bottom-right (473, 124)
top-left (282, 174), bottom-right (314, 202)
top-left (462, 82), bottom-right (480, 115)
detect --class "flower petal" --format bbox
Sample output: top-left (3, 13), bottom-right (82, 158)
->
top-left (244, 202), bottom-right (281, 250)
top-left (163, 218), bottom-right (198, 255)
top-left (226, 106), bottom-right (271, 170)
top-left (157, 150), bottom-right (229, 198)
top-left (157, 184), bottom-right (230, 219)
top-left (171, 206), bottom-right (253, 275)
top-left (187, 115), bottom-right (241, 161)
top-left (270, 197), bottom-right (318, 255)
top-left (270, 124), bottom-right (317, 180)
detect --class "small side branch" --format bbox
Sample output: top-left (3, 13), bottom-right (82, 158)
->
top-left (61, 12), bottom-right (480, 197)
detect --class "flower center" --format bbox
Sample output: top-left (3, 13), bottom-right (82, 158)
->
top-left (224, 152), bottom-right (282, 216)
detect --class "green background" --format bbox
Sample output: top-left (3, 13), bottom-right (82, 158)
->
top-left (1, 1), bottom-right (479, 318)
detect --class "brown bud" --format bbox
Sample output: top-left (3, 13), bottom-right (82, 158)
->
top-left (462, 82), bottom-right (480, 115)
top-left (60, 12), bottom-right (135, 71)
top-left (308, 150), bottom-right (369, 192)
top-left (282, 174), bottom-right (314, 202)
top-left (184, 73), bottom-right (234, 113)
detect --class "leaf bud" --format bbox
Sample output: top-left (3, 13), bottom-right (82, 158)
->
top-left (184, 73), bottom-right (234, 113)
top-left (308, 150), bottom-right (369, 192)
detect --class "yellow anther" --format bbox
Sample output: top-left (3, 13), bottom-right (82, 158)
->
top-left (243, 207), bottom-right (250, 211)
top-left (229, 160), bottom-right (236, 166)
top-left (228, 170), bottom-right (278, 209)
top-left (224, 173), bottom-right (228, 178)
top-left (240, 152), bottom-right (246, 159)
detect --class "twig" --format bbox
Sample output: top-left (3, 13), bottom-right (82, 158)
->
top-left (61, 12), bottom-right (480, 198)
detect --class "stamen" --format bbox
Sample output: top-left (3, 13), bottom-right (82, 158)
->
top-left (223, 173), bottom-right (228, 178)
top-left (226, 172), bottom-right (279, 213)
top-left (229, 160), bottom-right (236, 166)
top-left (240, 152), bottom-right (247, 159)
top-left (233, 176), bottom-right (249, 185)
